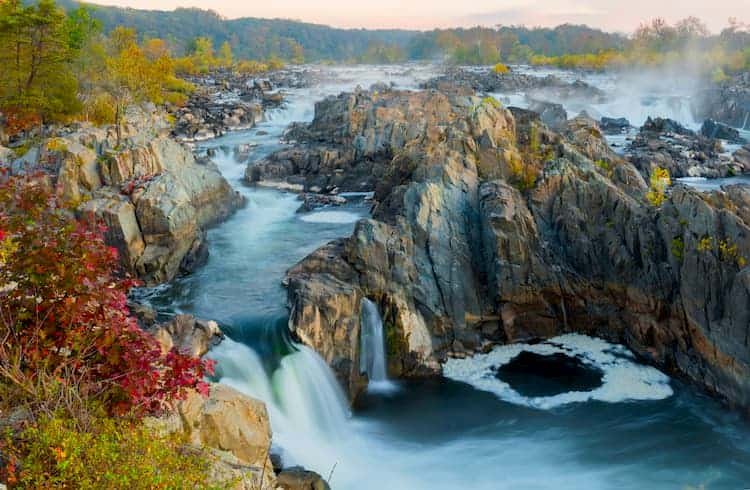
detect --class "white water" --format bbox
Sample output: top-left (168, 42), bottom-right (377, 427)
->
top-left (359, 299), bottom-right (398, 394)
top-left (140, 64), bottom-right (750, 489)
top-left (444, 334), bottom-right (673, 410)
top-left (299, 210), bottom-right (363, 224)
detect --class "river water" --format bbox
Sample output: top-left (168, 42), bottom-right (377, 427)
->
top-left (136, 65), bottom-right (750, 489)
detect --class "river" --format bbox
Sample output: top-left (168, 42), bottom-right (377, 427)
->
top-left (135, 64), bottom-right (750, 489)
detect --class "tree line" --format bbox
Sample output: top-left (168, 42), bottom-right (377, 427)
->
top-left (0, 0), bottom-right (289, 138)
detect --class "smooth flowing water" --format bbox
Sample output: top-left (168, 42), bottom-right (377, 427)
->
top-left (137, 65), bottom-right (750, 489)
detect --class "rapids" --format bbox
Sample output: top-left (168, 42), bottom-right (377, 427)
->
top-left (135, 64), bottom-right (750, 489)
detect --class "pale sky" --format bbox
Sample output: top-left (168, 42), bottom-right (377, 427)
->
top-left (88, 0), bottom-right (750, 33)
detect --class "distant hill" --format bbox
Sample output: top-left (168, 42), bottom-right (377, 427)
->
top-left (55, 1), bottom-right (627, 62)
top-left (56, 0), bottom-right (415, 61)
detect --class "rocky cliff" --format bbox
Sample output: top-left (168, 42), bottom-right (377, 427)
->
top-left (267, 87), bottom-right (750, 413)
top-left (1, 107), bottom-right (244, 285)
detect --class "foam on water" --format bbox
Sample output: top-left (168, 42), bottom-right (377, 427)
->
top-left (444, 334), bottom-right (673, 409)
top-left (299, 210), bottom-right (362, 224)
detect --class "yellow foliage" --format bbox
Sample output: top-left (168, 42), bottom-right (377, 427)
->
top-left (493, 63), bottom-right (510, 74)
top-left (646, 167), bottom-right (670, 206)
top-left (5, 414), bottom-right (226, 489)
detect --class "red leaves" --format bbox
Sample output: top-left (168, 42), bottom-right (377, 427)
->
top-left (0, 174), bottom-right (210, 418)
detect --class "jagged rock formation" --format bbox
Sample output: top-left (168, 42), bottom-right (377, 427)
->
top-left (268, 87), bottom-right (750, 414)
top-left (626, 117), bottom-right (750, 179)
top-left (693, 72), bottom-right (750, 130)
top-left (421, 66), bottom-right (606, 103)
top-left (1, 107), bottom-right (244, 285)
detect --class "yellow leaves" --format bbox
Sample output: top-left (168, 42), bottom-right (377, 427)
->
top-left (0, 234), bottom-right (19, 266)
top-left (493, 63), bottom-right (510, 74)
top-left (646, 167), bottom-right (671, 207)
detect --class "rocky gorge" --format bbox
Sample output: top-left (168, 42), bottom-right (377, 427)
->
top-left (245, 83), bottom-right (750, 415)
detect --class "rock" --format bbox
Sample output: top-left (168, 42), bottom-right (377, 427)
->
top-left (79, 194), bottom-right (145, 268)
top-left (148, 384), bottom-right (277, 489)
top-left (8, 108), bottom-right (243, 286)
top-left (627, 117), bottom-right (735, 179)
top-left (179, 385), bottom-right (274, 484)
top-left (701, 119), bottom-right (747, 144)
top-left (149, 314), bottom-right (223, 357)
top-left (297, 193), bottom-right (347, 212)
top-left (274, 86), bottom-right (750, 415)
top-left (421, 66), bottom-right (606, 103)
top-left (693, 73), bottom-right (750, 129)
top-left (527, 98), bottom-right (567, 130)
top-left (600, 117), bottom-right (630, 134)
top-left (277, 467), bottom-right (331, 490)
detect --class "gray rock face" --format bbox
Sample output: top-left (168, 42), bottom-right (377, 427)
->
top-left (4, 107), bottom-right (243, 286)
top-left (626, 117), bottom-right (744, 179)
top-left (693, 73), bottom-right (750, 130)
top-left (277, 88), bottom-right (750, 414)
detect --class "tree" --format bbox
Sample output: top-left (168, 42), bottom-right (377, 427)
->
top-left (189, 36), bottom-right (215, 72)
top-left (0, 0), bottom-right (80, 132)
top-left (217, 40), bottom-right (233, 68)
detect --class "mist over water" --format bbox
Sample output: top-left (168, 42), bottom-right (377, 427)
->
top-left (136, 65), bottom-right (750, 489)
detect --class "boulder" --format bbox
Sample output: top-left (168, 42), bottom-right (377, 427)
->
top-left (277, 467), bottom-right (331, 490)
top-left (149, 314), bottom-right (223, 357)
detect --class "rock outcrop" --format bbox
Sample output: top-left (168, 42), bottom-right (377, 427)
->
top-left (273, 88), bottom-right (750, 414)
top-left (151, 384), bottom-right (277, 489)
top-left (3, 107), bottom-right (244, 285)
top-left (421, 66), bottom-right (606, 103)
top-left (626, 117), bottom-right (748, 178)
top-left (693, 72), bottom-right (750, 130)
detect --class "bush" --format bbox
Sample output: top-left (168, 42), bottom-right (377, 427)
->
top-left (2, 413), bottom-right (221, 489)
top-left (0, 174), bottom-right (212, 422)
top-left (493, 63), bottom-right (510, 74)
top-left (646, 167), bottom-right (670, 206)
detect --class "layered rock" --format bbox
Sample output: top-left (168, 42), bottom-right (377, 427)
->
top-left (276, 87), bottom-right (750, 414)
top-left (2, 107), bottom-right (244, 285)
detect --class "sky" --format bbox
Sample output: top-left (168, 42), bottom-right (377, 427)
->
top-left (87, 0), bottom-right (750, 33)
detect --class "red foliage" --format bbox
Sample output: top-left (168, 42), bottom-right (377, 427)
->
top-left (1, 109), bottom-right (41, 138)
top-left (0, 171), bottom-right (212, 416)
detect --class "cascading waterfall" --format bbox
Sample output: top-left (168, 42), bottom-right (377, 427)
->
top-left (743, 111), bottom-right (750, 130)
top-left (360, 298), bottom-right (398, 393)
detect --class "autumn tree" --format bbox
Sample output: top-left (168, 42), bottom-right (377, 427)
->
top-left (0, 0), bottom-right (80, 133)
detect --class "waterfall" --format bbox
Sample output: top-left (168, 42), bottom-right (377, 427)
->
top-left (743, 111), bottom-right (749, 131)
top-left (360, 298), bottom-right (398, 393)
top-left (208, 338), bottom-right (351, 445)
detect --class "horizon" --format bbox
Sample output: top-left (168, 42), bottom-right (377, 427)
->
top-left (82, 0), bottom-right (749, 33)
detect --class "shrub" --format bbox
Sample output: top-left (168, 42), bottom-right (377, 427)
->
top-left (493, 63), bottom-right (510, 74)
top-left (2, 413), bottom-right (221, 489)
top-left (646, 167), bottom-right (670, 206)
top-left (0, 173), bottom-right (213, 422)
